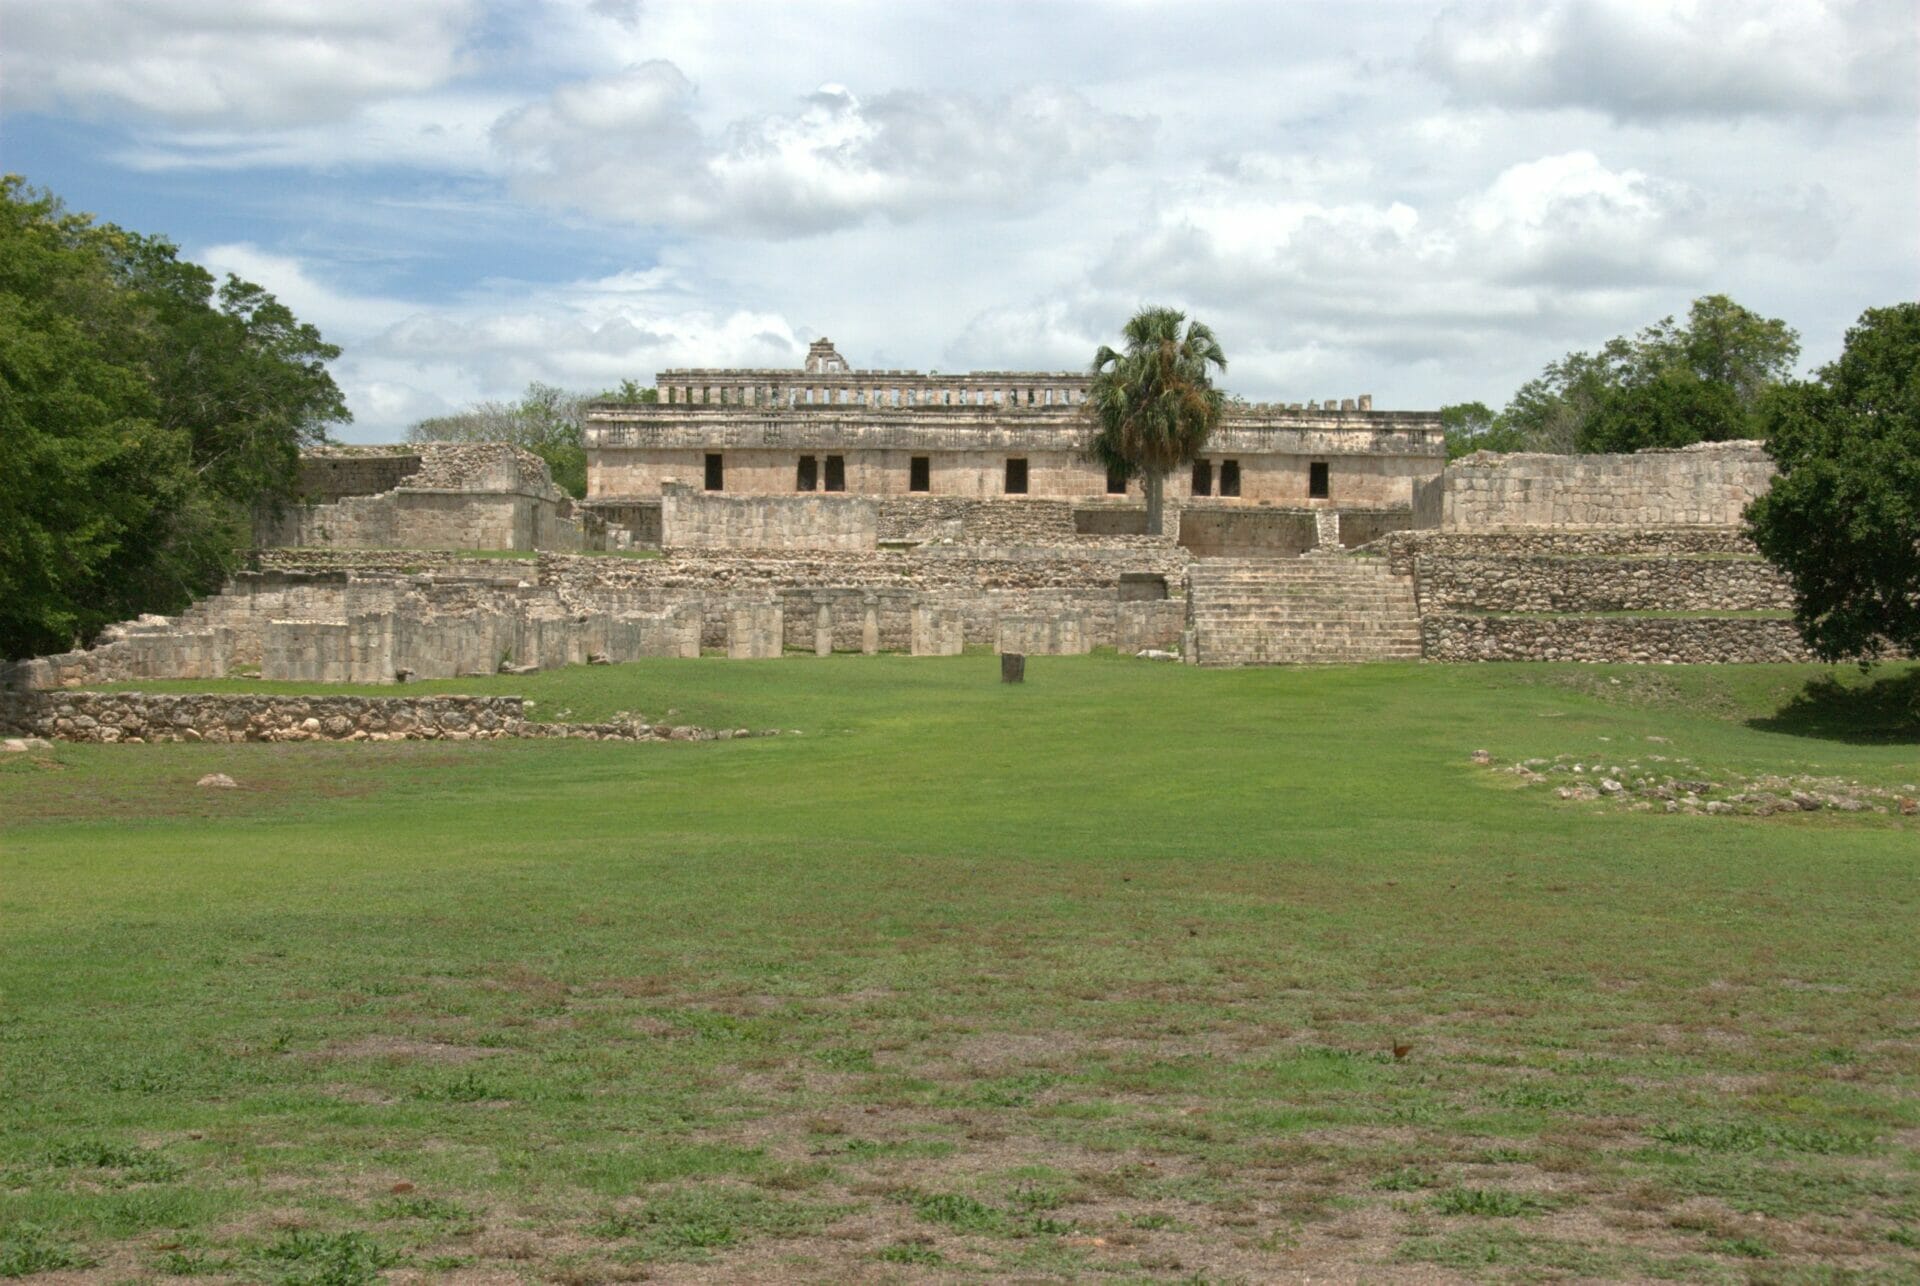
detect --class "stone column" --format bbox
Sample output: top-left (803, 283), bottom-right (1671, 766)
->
top-left (1313, 509), bottom-right (1341, 552)
top-left (814, 598), bottom-right (833, 656)
top-left (861, 595), bottom-right (879, 655)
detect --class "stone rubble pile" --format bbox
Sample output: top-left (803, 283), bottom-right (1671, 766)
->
top-left (0, 692), bottom-right (782, 748)
top-left (1477, 747), bottom-right (1918, 818)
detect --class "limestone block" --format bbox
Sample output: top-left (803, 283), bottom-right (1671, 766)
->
top-left (727, 603), bottom-right (784, 659)
top-left (910, 605), bottom-right (964, 656)
top-left (1117, 600), bottom-right (1184, 654)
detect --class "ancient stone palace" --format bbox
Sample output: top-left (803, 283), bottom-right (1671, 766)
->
top-left (2, 337), bottom-right (1832, 719)
top-left (586, 339), bottom-right (1444, 515)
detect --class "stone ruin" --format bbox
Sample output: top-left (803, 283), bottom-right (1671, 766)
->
top-left (256, 442), bottom-right (593, 553)
top-left (0, 339), bottom-right (1857, 719)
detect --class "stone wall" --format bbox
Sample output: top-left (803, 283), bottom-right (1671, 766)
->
top-left (1177, 508), bottom-right (1317, 557)
top-left (262, 490), bottom-right (584, 553)
top-left (661, 485), bottom-right (877, 551)
top-left (0, 691), bottom-right (777, 745)
top-left (1335, 508), bottom-right (1417, 549)
top-left (0, 691), bottom-right (528, 743)
top-left (1421, 614), bottom-right (1813, 664)
top-left (252, 549), bottom-right (537, 579)
top-left (259, 444), bottom-right (585, 553)
top-left (580, 499), bottom-right (663, 547)
top-left (295, 451), bottom-right (422, 501)
top-left (1441, 441), bottom-right (1775, 529)
top-left (1414, 554), bottom-right (1792, 614)
top-left (876, 496), bottom-right (1079, 544)
top-left (1386, 527), bottom-right (1757, 574)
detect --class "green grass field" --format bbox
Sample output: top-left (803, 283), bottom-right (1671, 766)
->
top-left (3, 657), bottom-right (1917, 1283)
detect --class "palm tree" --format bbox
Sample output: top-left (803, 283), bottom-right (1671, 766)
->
top-left (1086, 307), bottom-right (1227, 536)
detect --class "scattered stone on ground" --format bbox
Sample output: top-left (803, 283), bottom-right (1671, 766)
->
top-left (196, 773), bottom-right (238, 789)
top-left (1135, 648), bottom-right (1180, 661)
top-left (1481, 749), bottom-right (1917, 819)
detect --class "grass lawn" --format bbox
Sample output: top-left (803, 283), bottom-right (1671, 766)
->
top-left (2, 656), bottom-right (1917, 1283)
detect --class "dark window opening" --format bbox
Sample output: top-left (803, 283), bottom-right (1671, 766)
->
top-left (1219, 459), bottom-right (1241, 497)
top-left (796, 456), bottom-right (818, 491)
top-left (1004, 458), bottom-right (1028, 494)
top-left (909, 456), bottom-right (931, 492)
top-left (824, 455), bottom-right (846, 492)
top-left (1309, 460), bottom-right (1330, 499)
top-left (1105, 465), bottom-right (1128, 495)
top-left (704, 453), bottom-right (724, 491)
top-left (1191, 459), bottom-right (1214, 497)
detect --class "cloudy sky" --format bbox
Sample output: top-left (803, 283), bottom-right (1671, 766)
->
top-left (3, 0), bottom-right (1913, 441)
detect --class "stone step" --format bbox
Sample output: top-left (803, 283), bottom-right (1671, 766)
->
top-left (1186, 553), bottom-right (1423, 665)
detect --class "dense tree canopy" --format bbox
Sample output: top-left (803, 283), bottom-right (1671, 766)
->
top-left (1086, 307), bottom-right (1226, 535)
top-left (1452, 295), bottom-right (1800, 457)
top-left (408, 380), bottom-right (655, 499)
top-left (0, 177), bottom-right (348, 660)
top-left (1439, 400), bottom-right (1531, 459)
top-left (1745, 303), bottom-right (1920, 663)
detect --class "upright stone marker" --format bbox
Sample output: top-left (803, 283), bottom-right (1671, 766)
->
top-left (1001, 652), bottom-right (1025, 684)
top-left (813, 599), bottom-right (833, 656)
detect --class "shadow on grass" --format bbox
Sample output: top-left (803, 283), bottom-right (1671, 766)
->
top-left (1748, 668), bottom-right (1920, 744)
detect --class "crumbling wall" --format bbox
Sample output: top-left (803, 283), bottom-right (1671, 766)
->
top-left (1421, 615), bottom-right (1813, 663)
top-left (661, 485), bottom-right (876, 551)
top-left (260, 443), bottom-right (583, 552)
top-left (1441, 441), bottom-right (1775, 529)
top-left (295, 451), bottom-right (423, 501)
top-left (1414, 553), bottom-right (1792, 614)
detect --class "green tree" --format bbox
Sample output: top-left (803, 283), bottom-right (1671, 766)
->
top-left (408, 382), bottom-right (590, 498)
top-left (0, 177), bottom-right (347, 660)
top-left (1439, 400), bottom-right (1533, 459)
top-left (1745, 303), bottom-right (1920, 663)
top-left (1494, 295), bottom-right (1799, 455)
top-left (600, 378), bottom-right (657, 404)
top-left (1578, 365), bottom-right (1744, 454)
top-left (1085, 307), bottom-right (1227, 535)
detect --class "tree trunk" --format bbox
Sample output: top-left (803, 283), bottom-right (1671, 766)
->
top-left (1144, 472), bottom-right (1165, 536)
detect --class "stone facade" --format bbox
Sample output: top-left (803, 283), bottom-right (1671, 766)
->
top-left (1440, 441), bottom-right (1774, 530)
top-left (663, 485), bottom-right (877, 552)
top-left (586, 340), bottom-right (1443, 514)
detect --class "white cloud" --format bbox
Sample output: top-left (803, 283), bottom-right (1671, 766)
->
top-left (491, 64), bottom-right (1148, 237)
top-left (1422, 0), bottom-right (1917, 120)
top-left (197, 243), bottom-right (420, 338)
top-left (203, 248), bottom-right (812, 440)
top-left (114, 93), bottom-right (514, 173)
top-left (0, 0), bottom-right (481, 127)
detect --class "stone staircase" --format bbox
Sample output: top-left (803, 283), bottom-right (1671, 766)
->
top-left (1185, 556), bottom-right (1422, 665)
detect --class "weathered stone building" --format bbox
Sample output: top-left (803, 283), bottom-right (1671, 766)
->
top-left (2, 331), bottom-right (1862, 716)
top-left (586, 340), bottom-right (1445, 519)
top-left (257, 442), bottom-right (589, 552)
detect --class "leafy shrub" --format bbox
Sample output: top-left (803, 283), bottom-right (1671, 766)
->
top-left (259, 1230), bottom-right (395, 1286)
top-left (1430, 1187), bottom-right (1551, 1218)
top-left (912, 1192), bottom-right (1005, 1233)
top-left (0, 1225), bottom-right (94, 1278)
